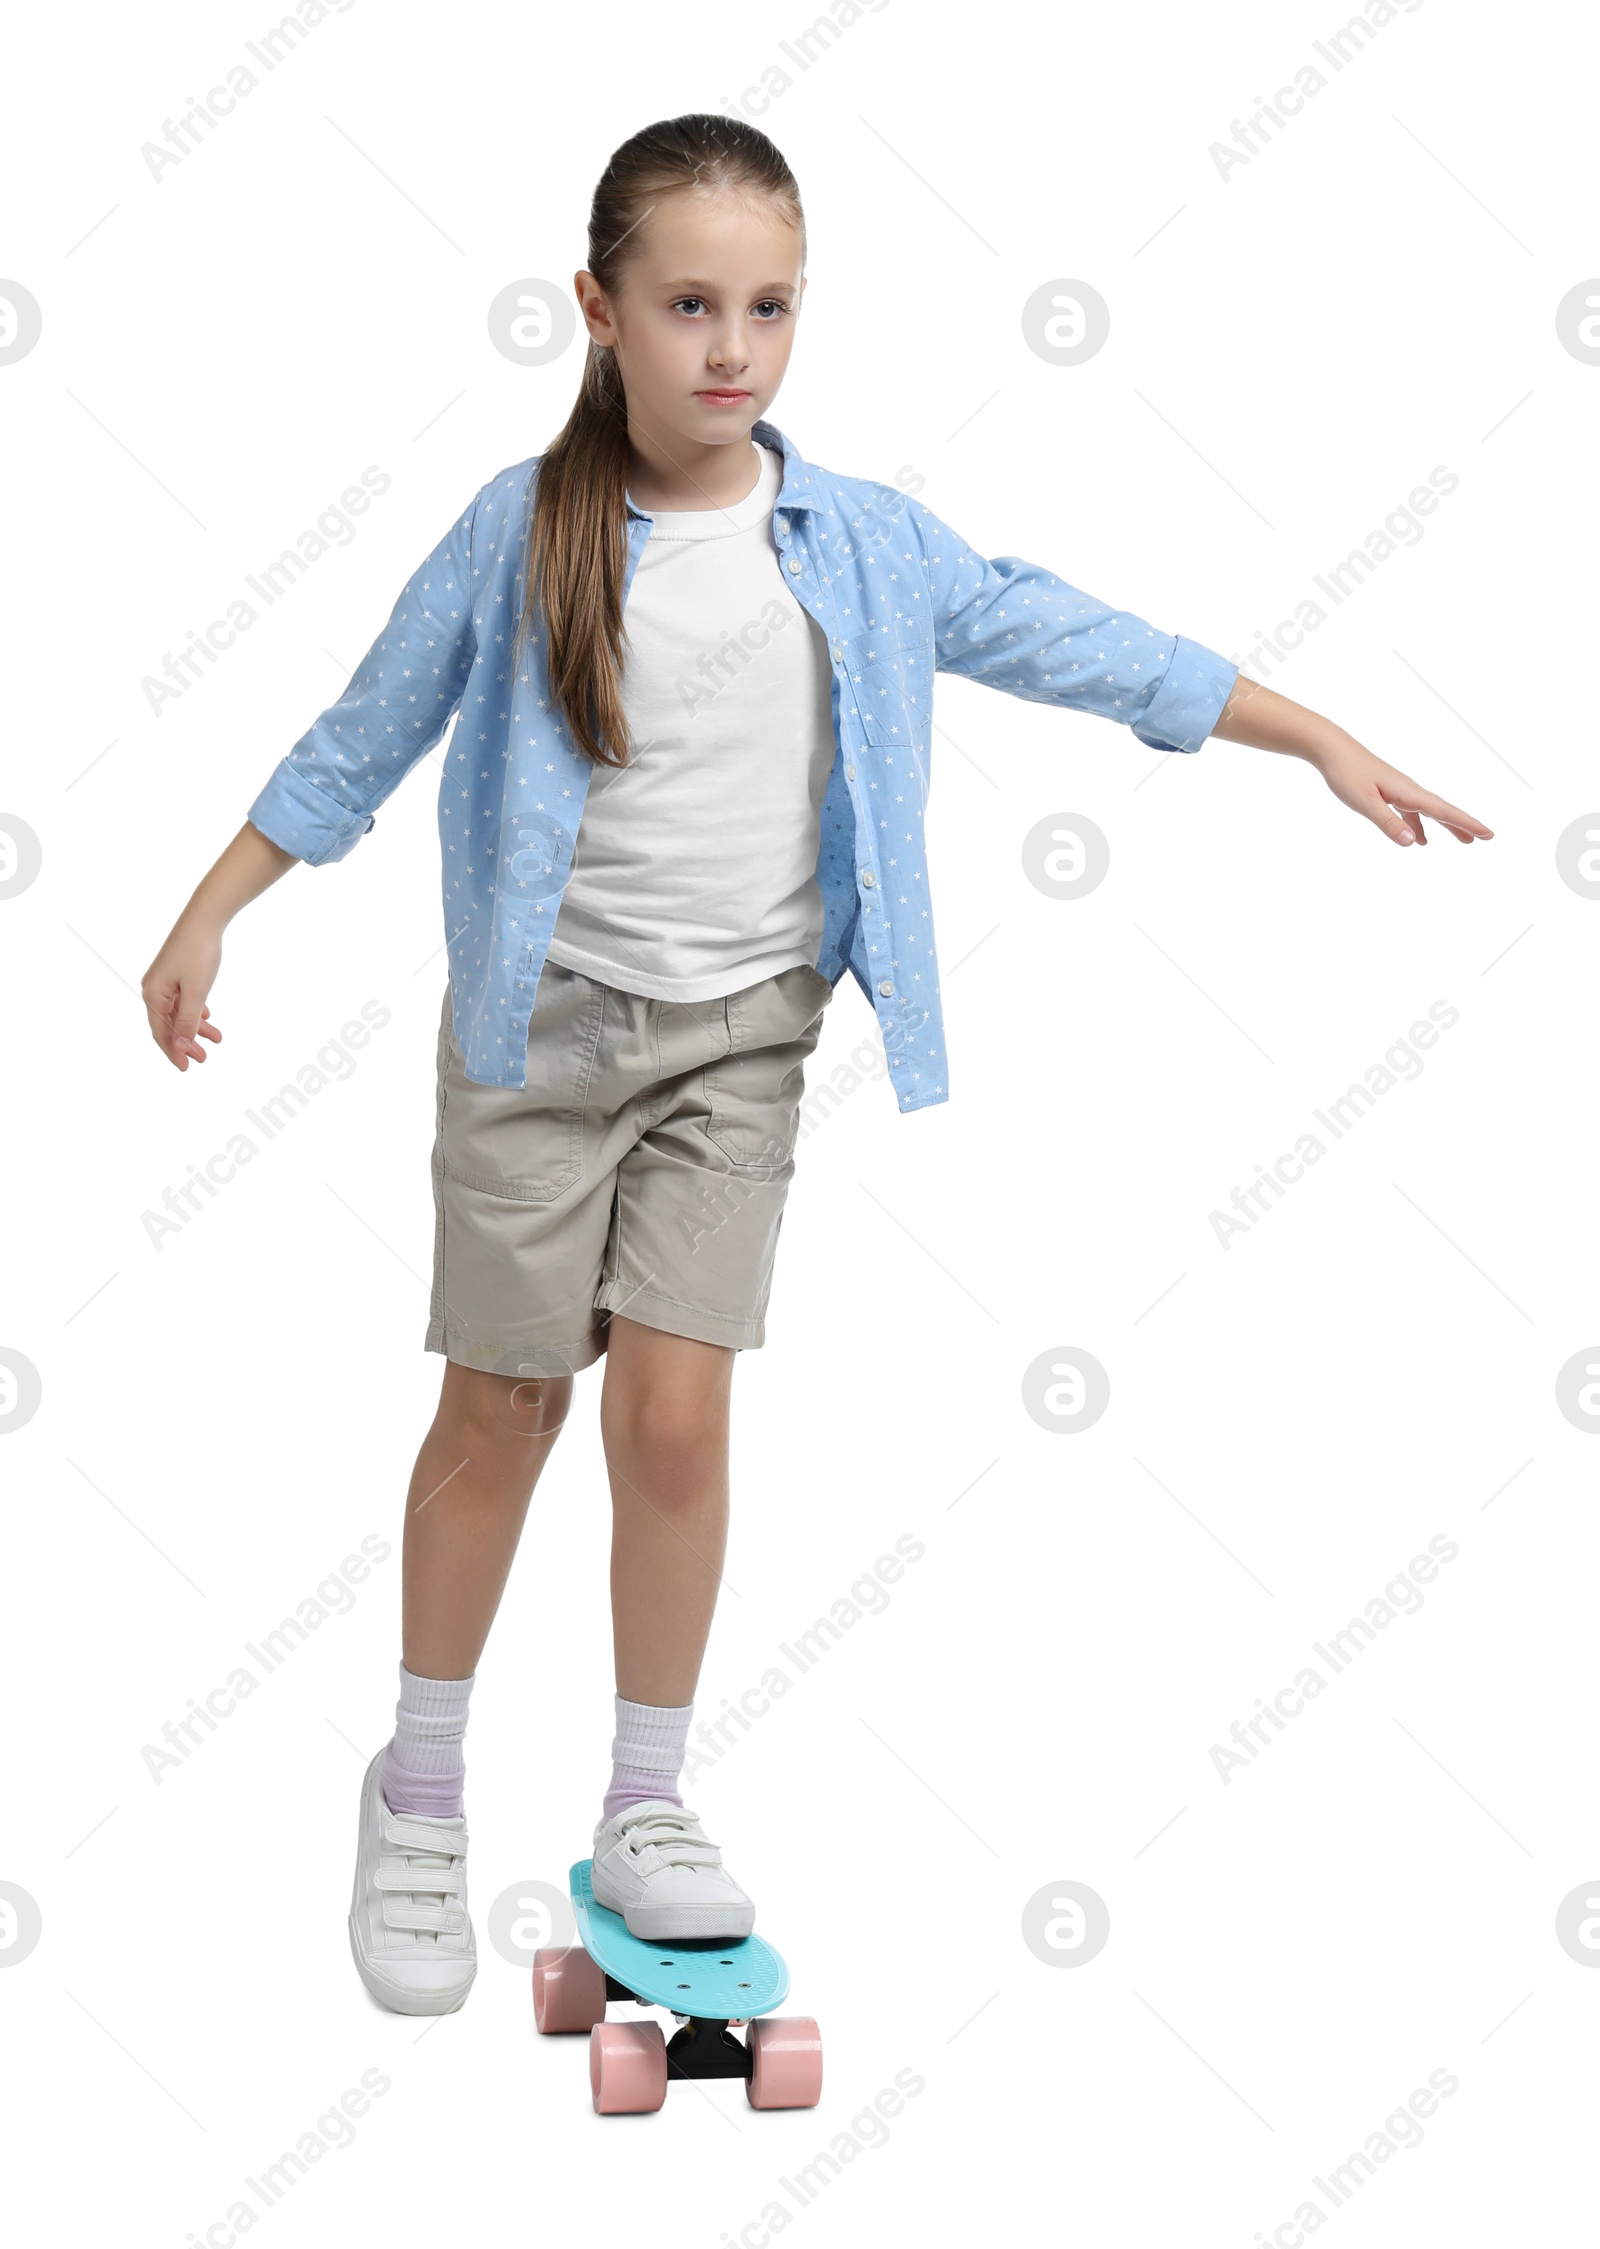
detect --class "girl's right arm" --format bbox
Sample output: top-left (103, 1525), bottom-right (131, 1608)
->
top-left (147, 482), bottom-right (482, 1074)
top-left (141, 821), bottom-right (297, 1070)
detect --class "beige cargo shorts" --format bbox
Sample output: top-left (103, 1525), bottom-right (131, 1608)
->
top-left (425, 957), bottom-right (835, 1377)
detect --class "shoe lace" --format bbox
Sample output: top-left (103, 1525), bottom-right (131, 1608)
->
top-left (615, 1804), bottom-right (724, 1873)
top-left (374, 1807), bottom-right (469, 1942)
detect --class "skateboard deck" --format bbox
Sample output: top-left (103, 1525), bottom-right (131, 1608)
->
top-left (569, 1857), bottom-right (789, 2018)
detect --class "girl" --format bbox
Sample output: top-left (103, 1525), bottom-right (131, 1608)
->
top-left (141, 114), bottom-right (1491, 2017)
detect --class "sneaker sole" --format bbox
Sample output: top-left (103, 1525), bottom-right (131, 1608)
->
top-left (347, 1913), bottom-right (476, 2015)
top-left (622, 1906), bottom-right (757, 1941)
top-left (591, 1875), bottom-right (756, 1943)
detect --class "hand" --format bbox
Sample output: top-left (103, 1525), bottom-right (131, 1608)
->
top-left (1210, 679), bottom-right (1494, 848)
top-left (142, 921), bottom-right (225, 1069)
top-left (1311, 734), bottom-right (1493, 848)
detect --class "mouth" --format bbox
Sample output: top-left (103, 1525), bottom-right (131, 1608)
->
top-left (694, 388), bottom-right (752, 405)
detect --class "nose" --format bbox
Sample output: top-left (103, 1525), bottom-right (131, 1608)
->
top-left (708, 325), bottom-right (752, 377)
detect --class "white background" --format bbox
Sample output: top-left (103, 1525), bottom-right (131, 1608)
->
top-left (2, 2), bottom-right (1596, 2241)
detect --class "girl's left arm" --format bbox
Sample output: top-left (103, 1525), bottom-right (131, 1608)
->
top-left (901, 491), bottom-right (1493, 850)
top-left (1209, 674), bottom-right (1493, 848)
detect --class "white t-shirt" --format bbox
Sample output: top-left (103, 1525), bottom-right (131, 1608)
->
top-left (544, 442), bottom-right (836, 1000)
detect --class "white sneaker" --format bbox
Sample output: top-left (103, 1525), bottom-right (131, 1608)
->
top-left (590, 1799), bottom-right (756, 1940)
top-left (348, 1750), bottom-right (477, 2015)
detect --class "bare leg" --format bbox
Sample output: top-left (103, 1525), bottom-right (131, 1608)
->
top-left (599, 1314), bottom-right (734, 1705)
top-left (400, 1361), bottom-right (573, 1679)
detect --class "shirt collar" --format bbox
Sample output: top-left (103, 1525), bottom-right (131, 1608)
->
top-left (624, 415), bottom-right (820, 521)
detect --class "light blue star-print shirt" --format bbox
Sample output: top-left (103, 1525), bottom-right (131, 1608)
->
top-left (244, 417), bottom-right (1238, 1113)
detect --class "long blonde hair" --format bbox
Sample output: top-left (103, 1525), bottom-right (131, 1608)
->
top-left (511, 113), bottom-right (805, 769)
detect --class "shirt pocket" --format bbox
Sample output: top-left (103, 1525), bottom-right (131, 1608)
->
top-left (849, 608), bottom-right (933, 752)
top-left (438, 963), bottom-right (606, 1202)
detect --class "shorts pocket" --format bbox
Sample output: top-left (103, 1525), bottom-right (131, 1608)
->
top-left (704, 966), bottom-right (828, 1176)
top-left (439, 963), bottom-right (606, 1202)
top-left (799, 961), bottom-right (836, 1009)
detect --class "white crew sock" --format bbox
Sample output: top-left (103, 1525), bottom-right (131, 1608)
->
top-left (603, 1694), bottom-right (693, 1821)
top-left (381, 1660), bottom-right (476, 1816)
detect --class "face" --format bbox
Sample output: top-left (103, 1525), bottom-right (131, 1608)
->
top-left (576, 187), bottom-right (805, 452)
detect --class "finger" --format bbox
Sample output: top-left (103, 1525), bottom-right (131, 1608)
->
top-left (1413, 813), bottom-right (1488, 844)
top-left (1384, 783), bottom-right (1494, 841)
top-left (170, 1003), bottom-right (209, 1057)
top-left (1382, 794), bottom-right (1429, 844)
top-left (150, 990), bottom-right (207, 1067)
top-left (1369, 791), bottom-right (1416, 846)
top-left (1389, 799), bottom-right (1486, 846)
top-left (172, 989), bottom-right (204, 1049)
top-left (157, 1032), bottom-right (199, 1070)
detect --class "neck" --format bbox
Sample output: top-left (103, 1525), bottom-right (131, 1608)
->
top-left (623, 422), bottom-right (764, 513)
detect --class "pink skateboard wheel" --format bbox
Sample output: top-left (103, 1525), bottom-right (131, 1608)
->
top-left (532, 1945), bottom-right (607, 2035)
top-left (590, 2021), bottom-right (669, 2113)
top-left (746, 2016), bottom-right (823, 2109)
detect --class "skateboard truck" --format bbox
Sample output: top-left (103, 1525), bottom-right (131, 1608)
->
top-left (665, 2016), bottom-right (752, 2081)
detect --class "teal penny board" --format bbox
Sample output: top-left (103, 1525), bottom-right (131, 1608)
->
top-left (570, 1859), bottom-right (789, 2019)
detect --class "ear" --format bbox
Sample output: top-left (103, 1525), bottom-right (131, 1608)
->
top-left (574, 269), bottom-right (615, 344)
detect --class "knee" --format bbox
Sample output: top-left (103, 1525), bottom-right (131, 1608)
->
top-left (604, 1387), bottom-right (725, 1496)
top-left (447, 1367), bottom-right (574, 1446)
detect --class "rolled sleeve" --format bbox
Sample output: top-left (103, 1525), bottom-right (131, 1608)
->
top-left (1130, 632), bottom-right (1239, 754)
top-left (247, 758), bottom-right (374, 867)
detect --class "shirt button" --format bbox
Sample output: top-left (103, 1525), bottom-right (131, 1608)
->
top-left (844, 764), bottom-right (855, 781)
top-left (831, 642), bottom-right (843, 660)
top-left (860, 870), bottom-right (875, 888)
top-left (877, 980), bottom-right (894, 997)
top-left (786, 556), bottom-right (802, 575)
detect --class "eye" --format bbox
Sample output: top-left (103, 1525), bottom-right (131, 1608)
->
top-left (668, 296), bottom-right (793, 320)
